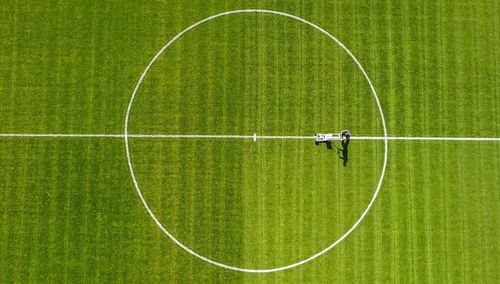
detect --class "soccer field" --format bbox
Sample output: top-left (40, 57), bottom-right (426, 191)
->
top-left (1, 1), bottom-right (499, 282)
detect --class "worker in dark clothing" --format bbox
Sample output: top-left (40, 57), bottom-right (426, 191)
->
top-left (341, 129), bottom-right (351, 142)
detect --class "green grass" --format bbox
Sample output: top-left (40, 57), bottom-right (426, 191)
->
top-left (0, 0), bottom-right (499, 282)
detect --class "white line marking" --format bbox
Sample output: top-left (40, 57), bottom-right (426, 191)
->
top-left (0, 133), bottom-right (499, 141)
top-left (123, 9), bottom-right (389, 274)
top-left (0, 133), bottom-right (123, 138)
top-left (352, 136), bottom-right (500, 141)
top-left (132, 134), bottom-right (255, 139)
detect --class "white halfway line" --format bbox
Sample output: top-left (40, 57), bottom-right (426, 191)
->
top-left (0, 133), bottom-right (499, 141)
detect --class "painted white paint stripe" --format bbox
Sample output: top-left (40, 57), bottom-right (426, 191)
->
top-left (0, 133), bottom-right (123, 138)
top-left (130, 134), bottom-right (255, 139)
top-left (255, 135), bottom-right (312, 139)
top-left (129, 134), bottom-right (313, 139)
top-left (352, 136), bottom-right (500, 141)
top-left (0, 133), bottom-right (499, 141)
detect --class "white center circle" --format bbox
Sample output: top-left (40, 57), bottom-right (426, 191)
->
top-left (124, 9), bottom-right (389, 273)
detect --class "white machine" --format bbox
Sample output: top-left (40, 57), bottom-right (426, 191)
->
top-left (315, 130), bottom-right (350, 149)
top-left (314, 133), bottom-right (342, 145)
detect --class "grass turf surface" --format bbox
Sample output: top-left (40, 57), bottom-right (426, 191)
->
top-left (0, 0), bottom-right (499, 282)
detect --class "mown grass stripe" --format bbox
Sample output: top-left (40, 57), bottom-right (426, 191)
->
top-left (365, 1), bottom-right (382, 281)
top-left (352, 3), bottom-right (361, 281)
top-left (441, 7), bottom-right (453, 276)
top-left (273, 15), bottom-right (285, 267)
top-left (382, 1), bottom-right (398, 282)
top-left (455, 3), bottom-right (472, 281)
top-left (80, 3), bottom-right (98, 280)
top-left (1, 1), bottom-right (18, 281)
top-left (0, 147), bottom-right (11, 283)
top-left (470, 3), bottom-right (489, 279)
top-left (420, 2), bottom-right (433, 281)
top-left (434, 1), bottom-right (449, 279)
top-left (203, 6), bottom-right (215, 267)
top-left (400, 2), bottom-right (417, 281)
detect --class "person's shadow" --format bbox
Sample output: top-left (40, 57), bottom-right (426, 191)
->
top-left (330, 140), bottom-right (350, 166)
top-left (339, 139), bottom-right (349, 166)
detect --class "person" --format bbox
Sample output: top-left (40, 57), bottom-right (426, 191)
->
top-left (339, 130), bottom-right (350, 166)
top-left (341, 129), bottom-right (350, 142)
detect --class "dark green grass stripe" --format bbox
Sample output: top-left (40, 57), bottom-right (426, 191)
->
top-left (241, 14), bottom-right (253, 267)
top-left (80, 4), bottom-right (98, 280)
top-left (9, 144), bottom-right (26, 282)
top-left (416, 1), bottom-right (435, 276)
top-left (296, 4), bottom-right (305, 278)
top-left (476, 134), bottom-right (490, 278)
top-left (446, 143), bottom-right (464, 283)
top-left (442, 86), bottom-right (453, 284)
top-left (170, 13), bottom-right (183, 270)
top-left (494, 146), bottom-right (500, 282)
top-left (495, 0), bottom-right (500, 137)
top-left (46, 6), bottom-right (66, 282)
top-left (484, 144), bottom-right (500, 282)
top-left (396, 2), bottom-right (412, 282)
top-left (0, 3), bottom-right (18, 282)
top-left (489, 0), bottom-right (499, 137)
top-left (176, 14), bottom-right (208, 275)
top-left (223, 13), bottom-right (246, 271)
top-left (64, 117), bottom-right (79, 282)
top-left (0, 148), bottom-right (10, 283)
top-left (381, 1), bottom-right (400, 282)
top-left (353, 3), bottom-right (362, 282)
top-left (435, 0), bottom-right (450, 279)
top-left (15, 144), bottom-right (32, 283)
top-left (455, 3), bottom-right (475, 281)
top-left (316, 4), bottom-right (330, 281)
top-left (437, 141), bottom-right (449, 283)
top-left (27, 146), bottom-right (47, 282)
top-left (93, 137), bottom-right (108, 281)
top-left (365, 1), bottom-right (382, 282)
top-left (61, 142), bottom-right (76, 282)
top-left (150, 134), bottom-right (167, 275)
top-left (80, 144), bottom-right (91, 281)
top-left (494, 145), bottom-right (500, 282)
top-left (168, 9), bottom-right (184, 276)
top-left (437, 2), bottom-right (453, 281)
top-left (472, 1), bottom-right (496, 138)
top-left (217, 4), bottom-right (229, 268)
top-left (273, 18), bottom-right (287, 266)
top-left (420, 2), bottom-right (434, 282)
top-left (203, 7), bottom-right (216, 269)
top-left (271, 15), bottom-right (285, 268)
top-left (403, 3), bottom-right (418, 280)
top-left (470, 3), bottom-right (492, 279)
top-left (295, 13), bottom-right (302, 269)
top-left (255, 14), bottom-right (264, 266)
top-left (5, 3), bottom-right (18, 133)
top-left (258, 14), bottom-right (268, 265)
top-left (279, 14), bottom-right (290, 269)
top-left (457, 143), bottom-right (471, 283)
top-left (46, 143), bottom-right (60, 282)
top-left (432, 0), bottom-right (445, 270)
top-left (309, 5), bottom-right (322, 280)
